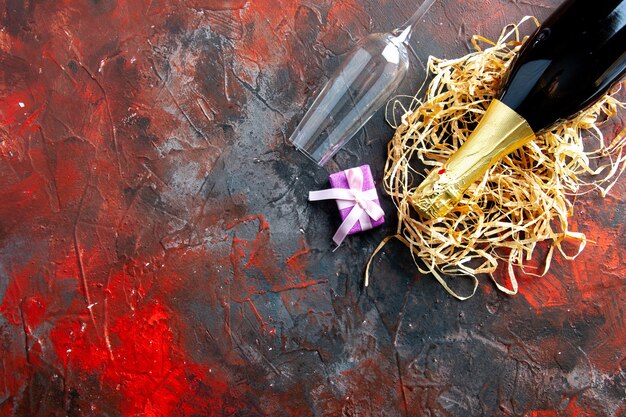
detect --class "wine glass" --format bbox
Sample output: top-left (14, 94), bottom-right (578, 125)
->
top-left (289, 0), bottom-right (437, 166)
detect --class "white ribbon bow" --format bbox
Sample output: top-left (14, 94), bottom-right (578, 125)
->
top-left (309, 168), bottom-right (384, 246)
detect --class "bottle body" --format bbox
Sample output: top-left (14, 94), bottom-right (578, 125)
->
top-left (412, 0), bottom-right (626, 220)
top-left (499, 0), bottom-right (626, 132)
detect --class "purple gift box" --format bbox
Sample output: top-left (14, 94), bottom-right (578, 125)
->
top-left (328, 165), bottom-right (385, 235)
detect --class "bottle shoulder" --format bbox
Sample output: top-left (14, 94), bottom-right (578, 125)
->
top-left (498, 0), bottom-right (626, 131)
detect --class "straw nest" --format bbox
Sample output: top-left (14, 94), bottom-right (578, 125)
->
top-left (369, 18), bottom-right (626, 299)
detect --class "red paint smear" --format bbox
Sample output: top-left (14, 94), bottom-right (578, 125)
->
top-left (0, 351), bottom-right (29, 416)
top-left (227, 215), bottom-right (312, 289)
top-left (285, 239), bottom-right (311, 281)
top-left (327, 357), bottom-right (405, 414)
top-left (527, 398), bottom-right (596, 417)
top-left (528, 411), bottom-right (558, 417)
top-left (0, 260), bottom-right (47, 327)
top-left (513, 212), bottom-right (626, 373)
top-left (0, 93), bottom-right (33, 127)
top-left (238, 0), bottom-right (367, 65)
top-left (517, 270), bottom-right (569, 313)
top-left (240, 0), bottom-right (301, 60)
top-left (17, 105), bottom-right (45, 135)
top-left (49, 300), bottom-right (243, 416)
top-left (226, 215), bottom-right (325, 322)
top-left (512, 230), bottom-right (609, 314)
top-left (20, 296), bottom-right (47, 328)
top-left (0, 230), bottom-right (261, 415)
top-left (0, 172), bottom-right (50, 222)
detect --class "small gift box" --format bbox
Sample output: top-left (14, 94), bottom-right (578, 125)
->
top-left (309, 165), bottom-right (384, 246)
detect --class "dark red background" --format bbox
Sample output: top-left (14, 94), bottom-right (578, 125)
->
top-left (1, 0), bottom-right (624, 416)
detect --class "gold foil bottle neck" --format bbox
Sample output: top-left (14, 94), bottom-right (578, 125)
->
top-left (411, 99), bottom-right (536, 220)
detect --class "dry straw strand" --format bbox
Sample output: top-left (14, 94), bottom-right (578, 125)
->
top-left (370, 17), bottom-right (626, 299)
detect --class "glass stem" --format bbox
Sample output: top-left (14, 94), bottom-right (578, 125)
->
top-left (393, 0), bottom-right (438, 44)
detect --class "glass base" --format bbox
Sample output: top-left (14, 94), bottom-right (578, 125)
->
top-left (292, 142), bottom-right (326, 167)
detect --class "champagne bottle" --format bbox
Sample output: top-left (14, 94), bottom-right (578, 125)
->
top-left (412, 0), bottom-right (626, 220)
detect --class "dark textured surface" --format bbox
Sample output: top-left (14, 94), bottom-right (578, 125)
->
top-left (1, 0), bottom-right (625, 416)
